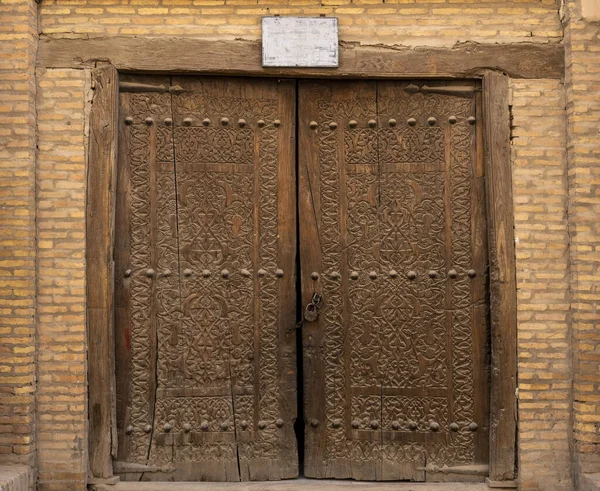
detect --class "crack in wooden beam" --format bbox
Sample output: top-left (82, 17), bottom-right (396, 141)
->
top-left (38, 37), bottom-right (564, 80)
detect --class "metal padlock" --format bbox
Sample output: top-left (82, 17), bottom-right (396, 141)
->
top-left (304, 302), bottom-right (318, 322)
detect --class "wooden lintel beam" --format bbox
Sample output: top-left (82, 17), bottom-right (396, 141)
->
top-left (37, 36), bottom-right (564, 80)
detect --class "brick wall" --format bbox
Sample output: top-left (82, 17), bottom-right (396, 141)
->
top-left (0, 0), bottom-right (38, 467)
top-left (564, 0), bottom-right (600, 481)
top-left (1, 0), bottom-right (584, 488)
top-left (39, 0), bottom-right (561, 46)
top-left (35, 67), bottom-right (90, 491)
top-left (511, 79), bottom-right (573, 491)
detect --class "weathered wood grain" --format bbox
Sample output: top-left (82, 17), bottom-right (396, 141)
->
top-left (37, 37), bottom-right (564, 79)
top-left (87, 64), bottom-right (119, 479)
top-left (482, 71), bottom-right (517, 482)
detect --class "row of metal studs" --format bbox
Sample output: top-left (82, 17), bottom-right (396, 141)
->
top-left (123, 116), bottom-right (281, 127)
top-left (309, 116), bottom-right (477, 129)
top-left (125, 418), bottom-right (285, 434)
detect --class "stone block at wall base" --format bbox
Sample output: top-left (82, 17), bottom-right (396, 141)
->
top-left (581, 473), bottom-right (600, 491)
top-left (0, 465), bottom-right (33, 491)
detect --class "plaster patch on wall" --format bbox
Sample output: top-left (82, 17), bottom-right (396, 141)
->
top-left (581, 0), bottom-right (600, 22)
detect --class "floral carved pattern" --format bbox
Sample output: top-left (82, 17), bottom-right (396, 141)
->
top-left (174, 127), bottom-right (254, 165)
top-left (313, 85), bottom-right (486, 475)
top-left (118, 83), bottom-right (293, 480)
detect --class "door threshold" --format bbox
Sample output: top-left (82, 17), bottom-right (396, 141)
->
top-left (110, 479), bottom-right (494, 491)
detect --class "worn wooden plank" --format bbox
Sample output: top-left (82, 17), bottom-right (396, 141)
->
top-left (37, 37), bottom-right (564, 79)
top-left (114, 85), bottom-right (132, 464)
top-left (87, 64), bottom-right (119, 479)
top-left (297, 80), bottom-right (327, 480)
top-left (471, 89), bottom-right (490, 469)
top-left (482, 71), bottom-right (517, 482)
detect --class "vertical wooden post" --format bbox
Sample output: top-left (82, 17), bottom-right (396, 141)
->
top-left (86, 64), bottom-right (119, 479)
top-left (483, 71), bottom-right (517, 481)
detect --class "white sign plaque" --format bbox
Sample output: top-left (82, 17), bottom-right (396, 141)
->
top-left (262, 17), bottom-right (339, 68)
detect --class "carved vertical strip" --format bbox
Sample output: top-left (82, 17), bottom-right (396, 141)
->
top-left (449, 112), bottom-right (476, 464)
top-left (127, 122), bottom-right (153, 462)
top-left (319, 104), bottom-right (347, 462)
top-left (257, 122), bottom-right (280, 458)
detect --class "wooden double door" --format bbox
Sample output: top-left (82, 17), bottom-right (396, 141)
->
top-left (114, 76), bottom-right (489, 482)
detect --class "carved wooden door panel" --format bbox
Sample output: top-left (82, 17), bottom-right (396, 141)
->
top-left (115, 75), bottom-right (297, 482)
top-left (298, 80), bottom-right (489, 482)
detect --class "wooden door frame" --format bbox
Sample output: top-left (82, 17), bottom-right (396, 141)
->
top-left (82, 41), bottom-right (532, 485)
